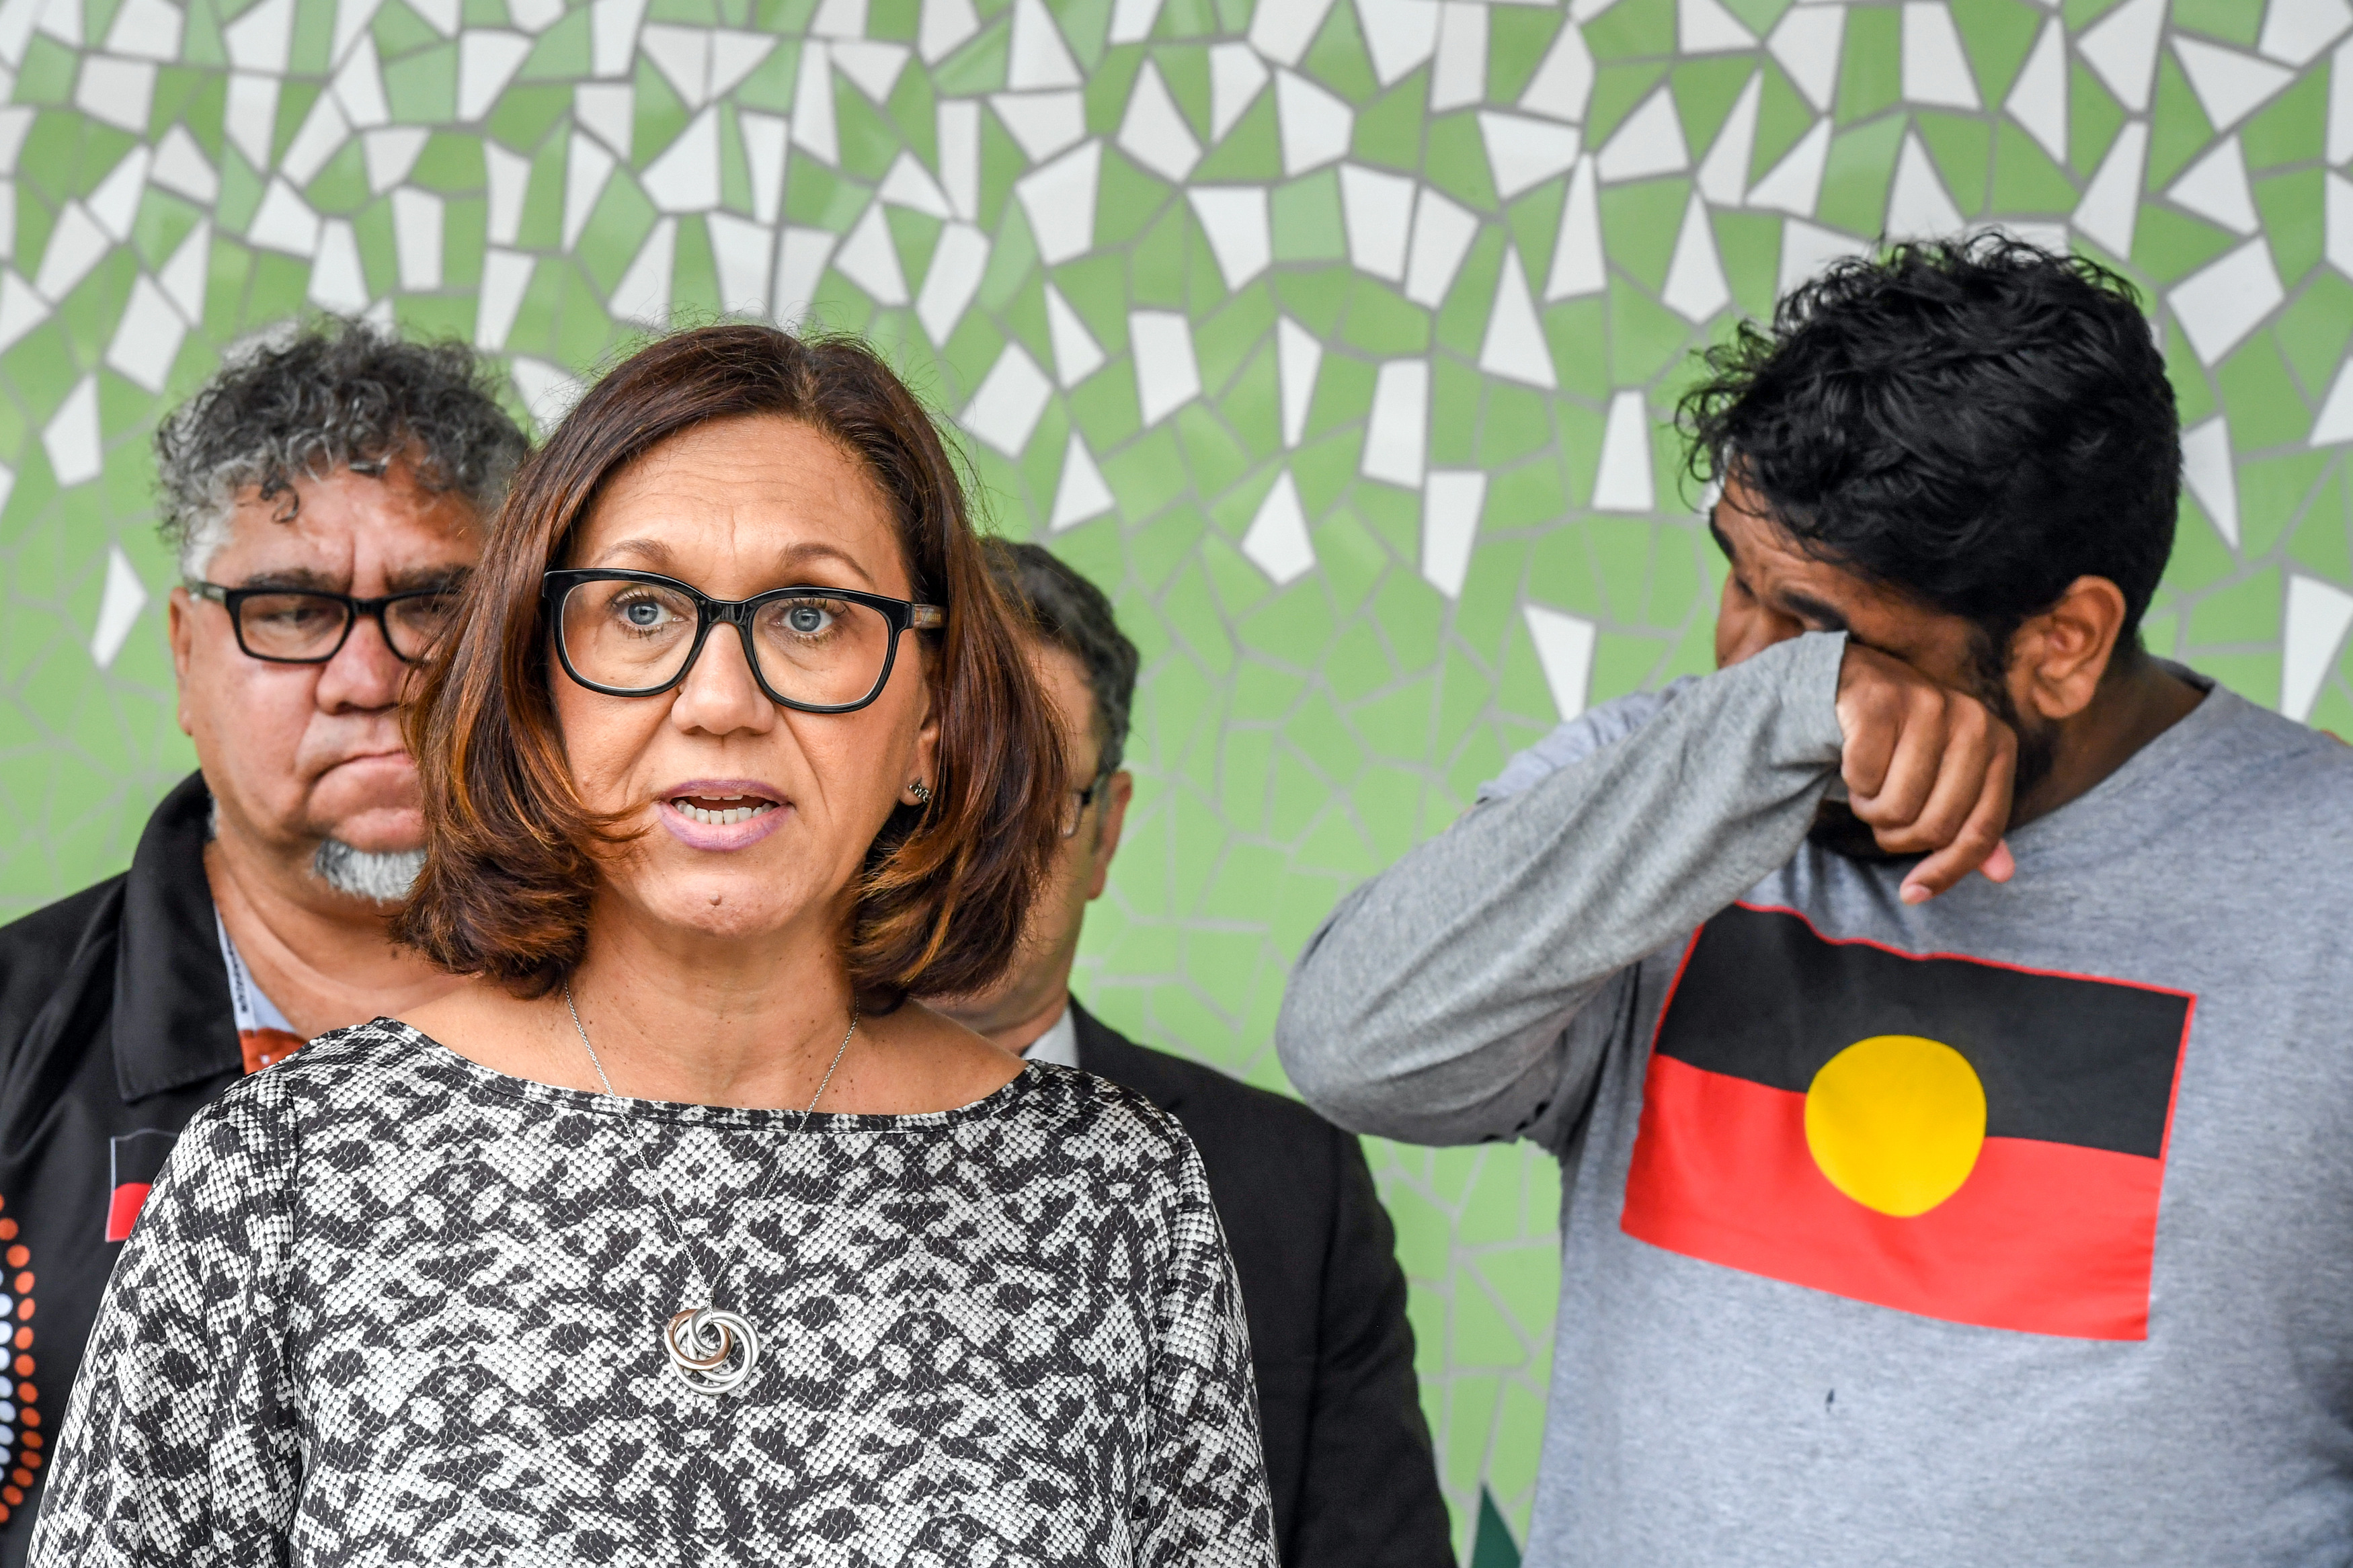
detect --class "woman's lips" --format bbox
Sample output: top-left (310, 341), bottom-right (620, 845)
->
top-left (655, 791), bottom-right (791, 850)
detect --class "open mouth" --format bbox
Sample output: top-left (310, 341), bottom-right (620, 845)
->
top-left (668, 792), bottom-right (783, 827)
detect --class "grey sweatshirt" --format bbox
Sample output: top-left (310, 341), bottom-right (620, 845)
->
top-left (1277, 632), bottom-right (2353, 1566)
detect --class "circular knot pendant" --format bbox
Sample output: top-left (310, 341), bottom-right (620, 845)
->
top-left (665, 1306), bottom-right (760, 1395)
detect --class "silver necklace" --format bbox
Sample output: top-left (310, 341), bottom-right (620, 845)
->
top-left (563, 985), bottom-right (857, 1396)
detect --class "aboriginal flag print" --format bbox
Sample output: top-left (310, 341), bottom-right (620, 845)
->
top-left (1620, 903), bottom-right (2195, 1340)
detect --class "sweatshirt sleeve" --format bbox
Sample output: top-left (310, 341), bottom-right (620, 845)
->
top-left (1135, 1135), bottom-right (1279, 1568)
top-left (28, 1073), bottom-right (301, 1567)
top-left (1274, 632), bottom-right (1849, 1149)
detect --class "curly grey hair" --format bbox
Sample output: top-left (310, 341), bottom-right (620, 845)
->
top-left (157, 317), bottom-right (530, 578)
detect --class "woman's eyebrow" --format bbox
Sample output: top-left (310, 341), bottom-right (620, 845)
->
top-left (776, 540), bottom-right (878, 587)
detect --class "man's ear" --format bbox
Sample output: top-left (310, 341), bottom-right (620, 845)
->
top-left (1084, 770), bottom-right (1133, 901)
top-left (2010, 575), bottom-right (2130, 723)
top-left (167, 586), bottom-right (197, 737)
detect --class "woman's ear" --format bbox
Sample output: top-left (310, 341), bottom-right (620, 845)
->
top-left (2011, 575), bottom-right (2130, 723)
top-left (901, 665), bottom-right (942, 806)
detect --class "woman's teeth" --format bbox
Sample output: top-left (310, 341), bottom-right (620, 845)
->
top-left (672, 796), bottom-right (776, 826)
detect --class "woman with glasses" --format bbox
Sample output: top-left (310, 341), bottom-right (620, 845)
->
top-left (32, 325), bottom-right (1277, 1566)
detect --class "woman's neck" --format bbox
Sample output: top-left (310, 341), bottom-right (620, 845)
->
top-left (404, 897), bottom-right (1023, 1116)
top-left (558, 898), bottom-right (862, 1108)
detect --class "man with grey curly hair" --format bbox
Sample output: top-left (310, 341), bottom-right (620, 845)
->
top-left (0, 317), bottom-right (526, 1563)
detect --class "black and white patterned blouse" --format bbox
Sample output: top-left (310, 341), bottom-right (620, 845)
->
top-left (30, 1020), bottom-right (1276, 1566)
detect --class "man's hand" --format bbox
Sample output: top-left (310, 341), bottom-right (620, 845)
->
top-left (1833, 645), bottom-right (2018, 904)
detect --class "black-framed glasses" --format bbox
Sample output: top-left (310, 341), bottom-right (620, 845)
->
top-left (543, 569), bottom-right (946, 714)
top-left (186, 580), bottom-right (460, 665)
top-left (1057, 769), bottom-right (1110, 839)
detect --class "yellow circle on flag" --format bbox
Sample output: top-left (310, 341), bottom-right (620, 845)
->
top-left (1804, 1034), bottom-right (1987, 1217)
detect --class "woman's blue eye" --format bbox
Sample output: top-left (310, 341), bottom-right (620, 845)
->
top-left (625, 602), bottom-right (663, 626)
top-left (787, 604), bottom-right (827, 633)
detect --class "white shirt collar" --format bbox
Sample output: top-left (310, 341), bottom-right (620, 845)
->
top-left (1021, 1001), bottom-right (1078, 1070)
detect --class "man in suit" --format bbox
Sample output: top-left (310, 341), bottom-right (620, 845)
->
top-left (927, 542), bottom-right (1454, 1568)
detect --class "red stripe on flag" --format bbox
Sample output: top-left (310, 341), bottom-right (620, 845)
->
top-left (1621, 1053), bottom-right (2163, 1340)
top-left (104, 1182), bottom-right (151, 1243)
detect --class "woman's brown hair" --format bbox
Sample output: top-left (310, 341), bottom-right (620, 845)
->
top-left (391, 323), bottom-right (1067, 1006)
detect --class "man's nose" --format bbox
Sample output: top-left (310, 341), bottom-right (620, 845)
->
top-left (313, 610), bottom-right (411, 710)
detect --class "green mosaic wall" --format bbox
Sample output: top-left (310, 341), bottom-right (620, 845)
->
top-left (5, 0), bottom-right (2353, 1553)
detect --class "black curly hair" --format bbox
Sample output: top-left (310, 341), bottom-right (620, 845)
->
top-left (1677, 233), bottom-right (2180, 664)
top-left (156, 316), bottom-right (529, 576)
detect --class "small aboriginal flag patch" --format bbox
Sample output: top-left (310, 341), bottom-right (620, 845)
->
top-left (1620, 903), bottom-right (2195, 1340)
top-left (106, 1129), bottom-right (179, 1243)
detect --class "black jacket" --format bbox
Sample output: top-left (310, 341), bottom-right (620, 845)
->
top-left (0, 774), bottom-right (244, 1565)
top-left (1071, 1000), bottom-right (1453, 1568)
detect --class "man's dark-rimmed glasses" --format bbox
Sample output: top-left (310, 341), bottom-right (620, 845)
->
top-left (186, 581), bottom-right (459, 665)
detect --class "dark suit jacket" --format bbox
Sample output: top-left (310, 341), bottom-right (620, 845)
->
top-left (1071, 1001), bottom-right (1453, 1568)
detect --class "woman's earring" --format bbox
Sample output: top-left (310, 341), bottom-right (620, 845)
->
top-left (908, 780), bottom-right (932, 806)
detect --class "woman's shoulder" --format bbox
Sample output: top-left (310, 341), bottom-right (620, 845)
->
top-left (988, 1062), bottom-right (1211, 1188)
top-left (203, 1017), bottom-right (473, 1133)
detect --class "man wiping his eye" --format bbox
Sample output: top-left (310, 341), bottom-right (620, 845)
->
top-left (1277, 236), bottom-right (2353, 1566)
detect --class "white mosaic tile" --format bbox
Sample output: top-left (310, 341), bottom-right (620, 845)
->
top-left (1767, 6), bottom-right (1843, 111)
top-left (831, 200), bottom-right (910, 307)
top-left (1276, 315), bottom-right (1320, 449)
top-left (2283, 576), bottom-right (2353, 720)
top-left (1118, 60), bottom-right (1202, 183)
top-left (1189, 186), bottom-right (1273, 291)
top-left (2079, 0), bottom-right (2165, 113)
top-left (2073, 119), bottom-right (2147, 257)
top-left (1341, 163), bottom-right (1414, 282)
top-left (2174, 34), bottom-right (2296, 131)
top-left (1518, 16), bottom-right (1593, 121)
top-left (645, 107), bottom-right (723, 212)
top-left (1479, 111), bottom-right (1579, 202)
top-left (1901, 2), bottom-right (1979, 110)
top-left (88, 546), bottom-right (147, 672)
top-left (1594, 87), bottom-right (1688, 183)
top-left (1420, 469), bottom-right (1485, 599)
top-left (1049, 429), bottom-right (1115, 531)
top-left (1130, 309), bottom-right (1200, 427)
top-left (2167, 136), bottom-right (2258, 236)
top-left (2005, 18), bottom-right (2068, 164)
top-left (1402, 186), bottom-right (1478, 308)
top-left (1544, 155), bottom-right (1605, 299)
top-left (1677, 0), bottom-right (1753, 55)
top-left (306, 216), bottom-right (370, 313)
top-left (1479, 247), bottom-right (1557, 387)
top-left (2180, 417), bottom-right (2240, 548)
top-left (1356, 0), bottom-right (1440, 88)
top-left (914, 220), bottom-right (988, 346)
top-left (1006, 0), bottom-right (1082, 90)
top-left (2167, 237), bottom-right (2285, 364)
top-left (707, 212), bottom-right (773, 316)
top-left (1362, 358), bottom-right (1429, 489)
top-left (1015, 138), bottom-right (1100, 266)
top-left (1659, 191), bottom-right (1731, 323)
top-left (40, 374), bottom-right (99, 487)
top-left (1275, 67), bottom-right (1353, 177)
top-left (1240, 468), bottom-right (1316, 585)
top-left (1525, 602), bottom-right (1598, 720)
top-left (1595, 388), bottom-right (1660, 515)
top-left (1044, 281), bottom-right (1107, 387)
top-left (963, 340), bottom-right (1054, 457)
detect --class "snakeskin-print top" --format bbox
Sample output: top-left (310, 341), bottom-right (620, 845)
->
top-left (29, 1020), bottom-right (1277, 1567)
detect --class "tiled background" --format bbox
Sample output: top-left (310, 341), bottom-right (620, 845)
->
top-left (3, 0), bottom-right (2352, 1555)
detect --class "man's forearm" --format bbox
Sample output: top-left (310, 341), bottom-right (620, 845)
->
top-left (1275, 633), bottom-right (1849, 1145)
